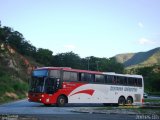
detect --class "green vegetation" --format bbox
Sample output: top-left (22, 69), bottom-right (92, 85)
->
top-left (126, 65), bottom-right (160, 93)
top-left (144, 99), bottom-right (160, 103)
top-left (0, 67), bottom-right (28, 104)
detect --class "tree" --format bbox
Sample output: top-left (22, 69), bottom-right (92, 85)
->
top-left (136, 65), bottom-right (160, 92)
top-left (80, 56), bottom-right (124, 73)
top-left (35, 48), bottom-right (53, 65)
top-left (51, 51), bottom-right (81, 68)
top-left (0, 26), bottom-right (13, 43)
top-left (105, 57), bottom-right (124, 73)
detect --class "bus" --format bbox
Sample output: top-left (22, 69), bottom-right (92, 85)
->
top-left (28, 67), bottom-right (144, 106)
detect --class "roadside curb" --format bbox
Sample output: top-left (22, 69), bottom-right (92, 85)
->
top-left (71, 105), bottom-right (160, 115)
top-left (72, 110), bottom-right (138, 115)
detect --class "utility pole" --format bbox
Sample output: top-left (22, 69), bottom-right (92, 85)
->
top-left (87, 57), bottom-right (90, 70)
top-left (96, 61), bottom-right (99, 71)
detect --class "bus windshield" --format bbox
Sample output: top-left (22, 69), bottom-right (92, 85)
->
top-left (32, 70), bottom-right (48, 77)
top-left (29, 77), bottom-right (45, 93)
top-left (29, 69), bottom-right (61, 93)
top-left (29, 77), bottom-right (59, 93)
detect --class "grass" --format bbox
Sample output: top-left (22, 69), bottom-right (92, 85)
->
top-left (0, 69), bottom-right (28, 104)
top-left (144, 99), bottom-right (160, 103)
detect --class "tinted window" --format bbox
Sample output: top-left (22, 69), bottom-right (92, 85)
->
top-left (127, 77), bottom-right (135, 86)
top-left (95, 75), bottom-right (105, 83)
top-left (116, 76), bottom-right (121, 85)
top-left (63, 72), bottom-right (78, 81)
top-left (119, 76), bottom-right (125, 85)
top-left (123, 77), bottom-right (128, 85)
top-left (49, 70), bottom-right (60, 78)
top-left (70, 72), bottom-right (78, 81)
top-left (137, 78), bottom-right (142, 87)
top-left (81, 73), bottom-right (94, 82)
top-left (63, 72), bottom-right (70, 81)
top-left (112, 76), bottom-right (117, 84)
top-left (105, 75), bottom-right (113, 84)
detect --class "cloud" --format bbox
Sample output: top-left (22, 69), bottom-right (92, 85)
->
top-left (138, 22), bottom-right (144, 28)
top-left (64, 44), bottom-right (76, 49)
top-left (138, 38), bottom-right (155, 45)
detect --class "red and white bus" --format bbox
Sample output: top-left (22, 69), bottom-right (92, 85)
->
top-left (28, 67), bottom-right (144, 106)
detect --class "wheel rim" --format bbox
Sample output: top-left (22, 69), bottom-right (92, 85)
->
top-left (127, 98), bottom-right (132, 105)
top-left (60, 98), bottom-right (65, 105)
top-left (119, 97), bottom-right (125, 105)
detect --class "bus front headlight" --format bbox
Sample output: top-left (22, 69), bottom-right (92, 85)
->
top-left (46, 98), bottom-right (49, 103)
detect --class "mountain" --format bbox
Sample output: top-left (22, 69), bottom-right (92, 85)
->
top-left (114, 47), bottom-right (160, 68)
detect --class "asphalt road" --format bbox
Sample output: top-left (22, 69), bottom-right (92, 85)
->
top-left (0, 99), bottom-right (158, 120)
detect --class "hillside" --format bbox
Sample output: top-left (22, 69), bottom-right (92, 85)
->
top-left (0, 43), bottom-right (39, 103)
top-left (115, 47), bottom-right (160, 68)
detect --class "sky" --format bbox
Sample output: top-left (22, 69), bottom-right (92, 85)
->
top-left (0, 0), bottom-right (160, 58)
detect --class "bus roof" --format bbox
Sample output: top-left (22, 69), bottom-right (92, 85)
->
top-left (103, 72), bottom-right (143, 78)
top-left (35, 67), bottom-right (142, 78)
top-left (35, 67), bottom-right (103, 74)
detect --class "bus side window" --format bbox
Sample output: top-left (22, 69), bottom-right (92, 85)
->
top-left (70, 72), bottom-right (78, 81)
top-left (95, 74), bottom-right (105, 84)
top-left (134, 79), bottom-right (138, 86)
top-left (105, 75), bottom-right (113, 84)
top-left (91, 74), bottom-right (95, 82)
top-left (81, 73), bottom-right (91, 82)
top-left (49, 70), bottom-right (60, 78)
top-left (128, 77), bottom-right (134, 86)
top-left (112, 76), bottom-right (117, 85)
top-left (63, 71), bottom-right (78, 81)
top-left (63, 71), bottom-right (70, 81)
top-left (123, 77), bottom-right (127, 85)
top-left (116, 76), bottom-right (120, 85)
top-left (81, 73), bottom-right (94, 83)
top-left (137, 78), bottom-right (142, 87)
top-left (119, 77), bottom-right (124, 85)
top-left (78, 73), bottom-right (81, 81)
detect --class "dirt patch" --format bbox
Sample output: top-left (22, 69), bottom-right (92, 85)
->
top-left (5, 92), bottom-right (18, 99)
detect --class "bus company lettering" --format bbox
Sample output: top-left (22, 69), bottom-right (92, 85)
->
top-left (110, 86), bottom-right (137, 92)
top-left (110, 86), bottom-right (123, 91)
top-left (124, 87), bottom-right (137, 92)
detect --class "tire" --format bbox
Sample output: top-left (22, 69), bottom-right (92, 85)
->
top-left (126, 97), bottom-right (133, 105)
top-left (57, 95), bottom-right (66, 107)
top-left (103, 103), bottom-right (118, 107)
top-left (118, 97), bottom-right (126, 106)
top-left (44, 104), bottom-right (52, 107)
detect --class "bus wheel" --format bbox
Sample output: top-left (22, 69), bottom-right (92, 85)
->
top-left (126, 97), bottom-right (133, 105)
top-left (57, 95), bottom-right (66, 107)
top-left (118, 97), bottom-right (126, 106)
